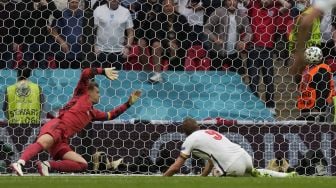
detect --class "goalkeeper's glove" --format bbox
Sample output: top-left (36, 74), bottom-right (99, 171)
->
top-left (104, 67), bottom-right (119, 80)
top-left (128, 90), bottom-right (142, 105)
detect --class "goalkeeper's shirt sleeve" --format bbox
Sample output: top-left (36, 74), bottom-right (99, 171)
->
top-left (92, 102), bottom-right (130, 121)
top-left (73, 68), bottom-right (104, 96)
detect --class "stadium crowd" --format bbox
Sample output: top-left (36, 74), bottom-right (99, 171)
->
top-left (1, 0), bottom-right (336, 117)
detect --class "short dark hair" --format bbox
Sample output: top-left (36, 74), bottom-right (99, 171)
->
top-left (17, 68), bottom-right (31, 81)
top-left (88, 80), bottom-right (99, 90)
top-left (182, 117), bottom-right (200, 136)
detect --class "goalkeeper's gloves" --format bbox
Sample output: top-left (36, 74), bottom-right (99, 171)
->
top-left (128, 90), bottom-right (142, 105)
top-left (104, 67), bottom-right (119, 80)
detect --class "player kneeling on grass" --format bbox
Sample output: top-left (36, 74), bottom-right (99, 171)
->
top-left (163, 118), bottom-right (297, 177)
top-left (11, 67), bottom-right (141, 176)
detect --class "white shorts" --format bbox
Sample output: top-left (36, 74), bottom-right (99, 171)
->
top-left (225, 150), bottom-right (253, 176)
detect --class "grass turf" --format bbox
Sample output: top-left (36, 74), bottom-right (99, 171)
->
top-left (1, 176), bottom-right (336, 188)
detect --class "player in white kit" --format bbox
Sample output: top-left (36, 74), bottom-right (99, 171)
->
top-left (290, 0), bottom-right (336, 75)
top-left (163, 118), bottom-right (297, 177)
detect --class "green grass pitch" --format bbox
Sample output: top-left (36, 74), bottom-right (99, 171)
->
top-left (1, 176), bottom-right (336, 188)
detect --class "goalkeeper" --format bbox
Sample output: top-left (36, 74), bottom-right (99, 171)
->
top-left (11, 68), bottom-right (141, 176)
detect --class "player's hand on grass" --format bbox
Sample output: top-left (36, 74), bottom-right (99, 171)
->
top-left (104, 67), bottom-right (119, 80)
top-left (128, 90), bottom-right (142, 105)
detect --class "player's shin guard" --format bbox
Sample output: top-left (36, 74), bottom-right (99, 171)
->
top-left (49, 160), bottom-right (88, 172)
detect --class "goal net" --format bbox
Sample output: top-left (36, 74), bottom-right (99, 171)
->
top-left (0, 0), bottom-right (335, 176)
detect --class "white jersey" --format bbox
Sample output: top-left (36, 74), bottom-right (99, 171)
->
top-left (94, 5), bottom-right (133, 53)
top-left (181, 130), bottom-right (246, 174)
top-left (314, 0), bottom-right (336, 13)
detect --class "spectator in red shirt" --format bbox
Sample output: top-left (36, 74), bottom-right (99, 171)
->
top-left (244, 0), bottom-right (290, 115)
top-left (10, 67), bottom-right (142, 176)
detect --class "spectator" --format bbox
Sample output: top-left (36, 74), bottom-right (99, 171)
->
top-left (0, 0), bottom-right (24, 69)
top-left (290, 0), bottom-right (308, 18)
top-left (120, 0), bottom-right (137, 19)
top-left (202, 0), bottom-right (222, 23)
top-left (274, 0), bottom-right (293, 66)
top-left (19, 0), bottom-right (62, 69)
top-left (297, 47), bottom-right (336, 122)
top-left (133, 0), bottom-right (162, 68)
top-left (148, 0), bottom-right (192, 82)
top-left (93, 0), bottom-right (134, 69)
top-left (320, 9), bottom-right (333, 45)
top-left (245, 0), bottom-right (290, 115)
top-left (203, 0), bottom-right (252, 74)
top-left (176, 0), bottom-right (206, 45)
top-left (322, 22), bottom-right (336, 68)
top-left (2, 68), bottom-right (44, 124)
top-left (50, 0), bottom-right (84, 69)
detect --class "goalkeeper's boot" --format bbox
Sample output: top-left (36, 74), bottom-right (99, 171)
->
top-left (36, 161), bottom-right (50, 176)
top-left (10, 162), bottom-right (24, 176)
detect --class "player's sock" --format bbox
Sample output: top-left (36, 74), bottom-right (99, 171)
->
top-left (49, 160), bottom-right (88, 172)
top-left (255, 169), bottom-right (289, 177)
top-left (20, 142), bottom-right (44, 163)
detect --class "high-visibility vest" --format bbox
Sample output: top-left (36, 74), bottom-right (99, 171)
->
top-left (297, 64), bottom-right (336, 110)
top-left (288, 7), bottom-right (321, 52)
top-left (6, 81), bottom-right (41, 124)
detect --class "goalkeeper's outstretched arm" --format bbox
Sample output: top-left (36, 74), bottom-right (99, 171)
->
top-left (74, 67), bottom-right (119, 96)
top-left (93, 90), bottom-right (142, 121)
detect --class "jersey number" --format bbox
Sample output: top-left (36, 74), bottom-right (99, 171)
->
top-left (205, 130), bottom-right (222, 140)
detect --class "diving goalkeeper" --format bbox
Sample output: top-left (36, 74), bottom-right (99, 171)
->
top-left (11, 68), bottom-right (141, 176)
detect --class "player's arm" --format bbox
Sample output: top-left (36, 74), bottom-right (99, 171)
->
top-left (163, 155), bottom-right (187, 177)
top-left (73, 68), bottom-right (118, 96)
top-left (164, 137), bottom-right (193, 177)
top-left (93, 90), bottom-right (141, 121)
top-left (201, 160), bottom-right (214, 177)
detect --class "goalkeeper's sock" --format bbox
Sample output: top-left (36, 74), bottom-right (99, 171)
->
top-left (49, 160), bottom-right (88, 172)
top-left (20, 142), bottom-right (44, 164)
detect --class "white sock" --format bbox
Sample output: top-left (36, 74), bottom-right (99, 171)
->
top-left (257, 169), bottom-right (288, 177)
top-left (17, 159), bottom-right (26, 166)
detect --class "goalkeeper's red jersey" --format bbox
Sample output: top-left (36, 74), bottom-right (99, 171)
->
top-left (55, 68), bottom-right (129, 138)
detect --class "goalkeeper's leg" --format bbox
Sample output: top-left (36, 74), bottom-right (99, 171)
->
top-left (37, 140), bottom-right (87, 176)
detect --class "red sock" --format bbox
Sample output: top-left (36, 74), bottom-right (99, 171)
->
top-left (49, 160), bottom-right (88, 172)
top-left (20, 142), bottom-right (44, 163)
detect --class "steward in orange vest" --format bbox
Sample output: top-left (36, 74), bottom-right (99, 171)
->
top-left (297, 47), bottom-right (336, 121)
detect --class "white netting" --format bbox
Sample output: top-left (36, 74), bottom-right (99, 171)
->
top-left (0, 0), bottom-right (335, 176)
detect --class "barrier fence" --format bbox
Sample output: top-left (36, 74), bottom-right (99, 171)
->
top-left (0, 122), bottom-right (335, 175)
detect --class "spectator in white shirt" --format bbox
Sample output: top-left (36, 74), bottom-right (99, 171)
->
top-left (93, 0), bottom-right (134, 69)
